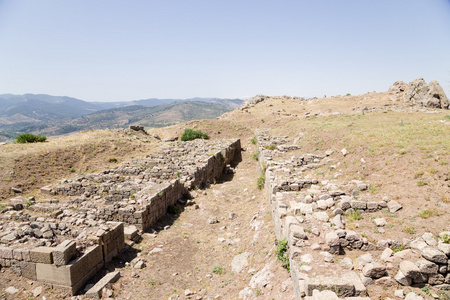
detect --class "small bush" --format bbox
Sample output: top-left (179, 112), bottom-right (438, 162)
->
top-left (250, 136), bottom-right (257, 145)
top-left (403, 225), bottom-right (416, 234)
top-left (264, 144), bottom-right (276, 150)
top-left (14, 133), bottom-right (47, 143)
top-left (252, 152), bottom-right (259, 161)
top-left (345, 208), bottom-right (363, 221)
top-left (212, 265), bottom-right (224, 274)
top-left (276, 239), bottom-right (290, 272)
top-left (256, 172), bottom-right (265, 190)
top-left (167, 205), bottom-right (181, 215)
top-left (181, 128), bottom-right (209, 141)
top-left (417, 180), bottom-right (428, 186)
top-left (419, 209), bottom-right (435, 219)
top-left (108, 158), bottom-right (118, 163)
top-left (441, 234), bottom-right (450, 244)
top-left (390, 246), bottom-right (405, 253)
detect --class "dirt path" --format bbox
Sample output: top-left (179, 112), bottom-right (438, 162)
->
top-left (111, 147), bottom-right (294, 300)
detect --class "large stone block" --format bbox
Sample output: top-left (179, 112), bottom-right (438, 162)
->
top-left (30, 247), bottom-right (54, 264)
top-left (85, 271), bottom-right (121, 299)
top-left (20, 261), bottom-right (37, 280)
top-left (36, 245), bottom-right (104, 295)
top-left (0, 247), bottom-right (13, 259)
top-left (53, 240), bottom-right (77, 266)
top-left (305, 275), bottom-right (355, 297)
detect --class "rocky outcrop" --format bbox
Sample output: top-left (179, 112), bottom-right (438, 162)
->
top-left (240, 95), bottom-right (268, 110)
top-left (389, 78), bottom-right (449, 109)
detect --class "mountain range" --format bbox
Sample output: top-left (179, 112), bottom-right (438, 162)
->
top-left (0, 94), bottom-right (243, 141)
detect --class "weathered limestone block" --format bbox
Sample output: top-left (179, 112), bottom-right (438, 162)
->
top-left (36, 245), bottom-right (104, 294)
top-left (351, 201), bottom-right (366, 210)
top-left (0, 247), bottom-right (13, 259)
top-left (85, 271), bottom-right (121, 299)
top-left (124, 225), bottom-right (138, 240)
top-left (30, 247), bottom-right (54, 264)
top-left (53, 240), bottom-right (77, 266)
top-left (304, 272), bottom-right (366, 297)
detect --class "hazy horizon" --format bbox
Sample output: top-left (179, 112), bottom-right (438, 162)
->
top-left (1, 0), bottom-right (449, 102)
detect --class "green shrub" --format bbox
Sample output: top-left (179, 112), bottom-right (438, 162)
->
top-left (419, 209), bottom-right (435, 219)
top-left (276, 239), bottom-right (290, 272)
top-left (14, 133), bottom-right (47, 143)
top-left (212, 265), bottom-right (224, 274)
top-left (181, 128), bottom-right (209, 141)
top-left (252, 152), bottom-right (259, 161)
top-left (108, 158), bottom-right (118, 163)
top-left (256, 171), bottom-right (265, 190)
top-left (345, 208), bottom-right (363, 221)
top-left (441, 233), bottom-right (450, 244)
top-left (264, 144), bottom-right (276, 150)
top-left (250, 136), bottom-right (257, 145)
top-left (403, 225), bottom-right (416, 234)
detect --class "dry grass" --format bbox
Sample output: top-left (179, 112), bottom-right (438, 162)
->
top-left (0, 129), bottom-right (160, 200)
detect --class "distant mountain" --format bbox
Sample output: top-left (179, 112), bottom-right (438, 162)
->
top-left (0, 94), bottom-right (111, 119)
top-left (0, 94), bottom-right (243, 141)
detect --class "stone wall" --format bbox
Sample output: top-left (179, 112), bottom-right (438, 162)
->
top-left (0, 138), bottom-right (242, 295)
top-left (255, 130), bottom-right (450, 298)
top-left (0, 222), bottom-right (124, 294)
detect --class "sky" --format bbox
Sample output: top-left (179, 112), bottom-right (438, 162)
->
top-left (0, 0), bottom-right (449, 102)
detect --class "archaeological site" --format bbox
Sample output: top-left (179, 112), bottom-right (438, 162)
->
top-left (0, 78), bottom-right (449, 300)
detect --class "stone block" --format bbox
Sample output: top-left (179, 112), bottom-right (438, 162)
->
top-left (36, 263), bottom-right (72, 286)
top-left (85, 271), bottom-right (121, 299)
top-left (30, 247), bottom-right (54, 264)
top-left (53, 240), bottom-right (77, 266)
top-left (400, 260), bottom-right (421, 278)
top-left (124, 225), bottom-right (138, 240)
top-left (21, 261), bottom-right (37, 280)
top-left (40, 185), bottom-right (53, 195)
top-left (421, 247), bottom-right (447, 264)
top-left (366, 201), bottom-right (378, 211)
top-left (12, 249), bottom-right (23, 261)
top-left (305, 274), bottom-right (357, 297)
top-left (0, 247), bottom-right (13, 259)
top-left (351, 201), bottom-right (366, 210)
top-left (416, 259), bottom-right (438, 274)
top-left (362, 263), bottom-right (386, 279)
top-left (22, 250), bottom-right (31, 262)
top-left (395, 270), bottom-right (412, 286)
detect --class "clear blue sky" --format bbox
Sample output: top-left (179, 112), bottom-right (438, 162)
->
top-left (0, 0), bottom-right (449, 102)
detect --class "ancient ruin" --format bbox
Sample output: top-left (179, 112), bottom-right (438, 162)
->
top-left (0, 138), bottom-right (241, 295)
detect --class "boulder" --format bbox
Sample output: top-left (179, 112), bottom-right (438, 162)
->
top-left (395, 270), bottom-right (412, 286)
top-left (401, 78), bottom-right (449, 109)
top-left (362, 263), bottom-right (386, 279)
top-left (387, 200), bottom-right (402, 212)
top-left (231, 252), bottom-right (249, 273)
top-left (421, 247), bottom-right (447, 264)
top-left (399, 260), bottom-right (420, 278)
top-left (388, 81), bottom-right (407, 101)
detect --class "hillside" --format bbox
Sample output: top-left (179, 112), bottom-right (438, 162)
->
top-left (0, 81), bottom-right (449, 300)
top-left (0, 95), bottom-right (243, 141)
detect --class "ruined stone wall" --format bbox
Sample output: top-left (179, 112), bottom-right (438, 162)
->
top-left (0, 222), bottom-right (124, 294)
top-left (255, 130), bottom-right (450, 299)
top-left (0, 138), bottom-right (242, 294)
